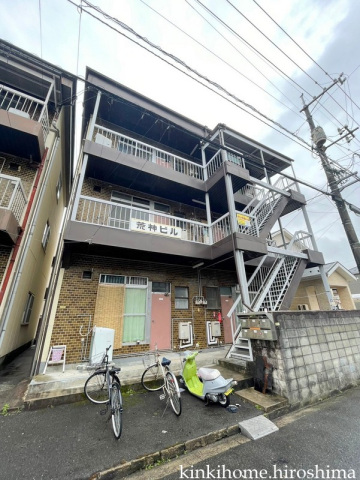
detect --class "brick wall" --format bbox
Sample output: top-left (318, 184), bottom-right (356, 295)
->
top-left (252, 310), bottom-right (360, 406)
top-left (0, 153), bottom-right (37, 197)
top-left (50, 253), bottom-right (237, 363)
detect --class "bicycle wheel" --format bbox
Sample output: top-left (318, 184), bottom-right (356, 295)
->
top-left (84, 370), bottom-right (109, 404)
top-left (141, 363), bottom-right (164, 391)
top-left (110, 382), bottom-right (123, 439)
top-left (165, 371), bottom-right (182, 416)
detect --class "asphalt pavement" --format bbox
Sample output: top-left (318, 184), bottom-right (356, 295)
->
top-left (126, 385), bottom-right (360, 480)
top-left (0, 383), bottom-right (262, 480)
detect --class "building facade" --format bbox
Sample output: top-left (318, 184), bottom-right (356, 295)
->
top-left (39, 69), bottom-right (328, 368)
top-left (0, 40), bottom-right (76, 366)
top-left (290, 262), bottom-right (356, 311)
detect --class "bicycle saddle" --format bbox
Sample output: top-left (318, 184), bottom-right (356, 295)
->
top-left (161, 357), bottom-right (171, 366)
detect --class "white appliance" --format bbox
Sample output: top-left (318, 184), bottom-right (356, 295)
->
top-left (89, 326), bottom-right (115, 364)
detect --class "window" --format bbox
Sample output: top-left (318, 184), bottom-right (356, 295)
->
top-left (42, 221), bottom-right (51, 250)
top-left (100, 274), bottom-right (125, 284)
top-left (220, 286), bottom-right (232, 296)
top-left (56, 173), bottom-right (62, 202)
top-left (205, 287), bottom-right (221, 309)
top-left (82, 270), bottom-right (92, 280)
top-left (152, 282), bottom-right (170, 293)
top-left (297, 304), bottom-right (309, 310)
top-left (22, 292), bottom-right (34, 325)
top-left (93, 185), bottom-right (101, 193)
top-left (175, 287), bottom-right (189, 309)
top-left (154, 202), bottom-right (170, 214)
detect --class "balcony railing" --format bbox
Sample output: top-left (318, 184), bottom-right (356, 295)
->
top-left (0, 174), bottom-right (27, 223)
top-left (93, 125), bottom-right (204, 180)
top-left (0, 84), bottom-right (50, 142)
top-left (93, 125), bottom-right (246, 182)
top-left (76, 196), bottom-right (211, 244)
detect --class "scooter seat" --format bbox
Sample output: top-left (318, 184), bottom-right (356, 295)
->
top-left (198, 367), bottom-right (220, 381)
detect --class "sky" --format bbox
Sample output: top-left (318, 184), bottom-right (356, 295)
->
top-left (1, 0), bottom-right (359, 270)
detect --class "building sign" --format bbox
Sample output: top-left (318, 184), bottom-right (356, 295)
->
top-left (237, 213), bottom-right (251, 227)
top-left (131, 219), bottom-right (182, 238)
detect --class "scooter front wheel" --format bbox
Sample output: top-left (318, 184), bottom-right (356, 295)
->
top-left (218, 393), bottom-right (230, 407)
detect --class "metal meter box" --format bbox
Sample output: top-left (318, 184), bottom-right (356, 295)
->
top-left (238, 313), bottom-right (277, 341)
top-left (178, 322), bottom-right (191, 340)
top-left (89, 326), bottom-right (115, 364)
top-left (211, 321), bottom-right (221, 337)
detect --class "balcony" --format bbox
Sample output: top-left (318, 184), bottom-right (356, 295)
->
top-left (0, 84), bottom-right (51, 162)
top-left (0, 174), bottom-right (27, 244)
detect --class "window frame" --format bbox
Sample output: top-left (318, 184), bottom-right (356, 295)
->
top-left (22, 292), bottom-right (35, 325)
top-left (175, 286), bottom-right (189, 309)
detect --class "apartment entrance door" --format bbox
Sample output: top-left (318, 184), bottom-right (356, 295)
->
top-left (150, 283), bottom-right (171, 350)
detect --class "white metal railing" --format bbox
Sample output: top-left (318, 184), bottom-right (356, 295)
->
top-left (76, 196), bottom-right (211, 244)
top-left (0, 174), bottom-right (27, 223)
top-left (0, 84), bottom-right (50, 141)
top-left (206, 149), bottom-right (245, 178)
top-left (93, 125), bottom-right (247, 182)
top-left (211, 213), bottom-right (231, 243)
top-left (93, 125), bottom-right (204, 180)
top-left (289, 230), bottom-right (313, 251)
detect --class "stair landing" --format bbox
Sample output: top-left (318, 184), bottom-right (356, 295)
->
top-left (235, 387), bottom-right (288, 413)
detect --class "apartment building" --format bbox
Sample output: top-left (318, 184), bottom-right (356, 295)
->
top-left (40, 68), bottom-right (329, 367)
top-left (0, 40), bottom-right (76, 366)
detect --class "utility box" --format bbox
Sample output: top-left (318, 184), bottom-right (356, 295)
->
top-left (178, 322), bottom-right (191, 340)
top-left (211, 321), bottom-right (221, 337)
top-left (206, 321), bottom-right (221, 345)
top-left (89, 326), bottom-right (115, 364)
top-left (239, 313), bottom-right (277, 341)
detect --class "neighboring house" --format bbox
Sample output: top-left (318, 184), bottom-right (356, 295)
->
top-left (37, 68), bottom-right (328, 368)
top-left (0, 40), bottom-right (76, 366)
top-left (349, 267), bottom-right (360, 310)
top-left (290, 262), bottom-right (356, 311)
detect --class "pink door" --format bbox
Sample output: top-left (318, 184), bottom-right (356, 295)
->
top-left (150, 293), bottom-right (171, 350)
top-left (221, 295), bottom-right (234, 344)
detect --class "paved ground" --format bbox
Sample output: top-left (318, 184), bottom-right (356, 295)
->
top-left (0, 379), bottom-right (262, 480)
top-left (135, 385), bottom-right (360, 480)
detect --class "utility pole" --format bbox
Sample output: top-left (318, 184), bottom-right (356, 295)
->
top-left (301, 82), bottom-right (360, 273)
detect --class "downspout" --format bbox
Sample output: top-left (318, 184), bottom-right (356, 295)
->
top-left (0, 147), bottom-right (49, 308)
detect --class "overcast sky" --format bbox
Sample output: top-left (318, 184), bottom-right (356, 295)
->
top-left (1, 0), bottom-right (359, 270)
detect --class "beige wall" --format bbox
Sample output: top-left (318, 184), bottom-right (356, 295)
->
top-left (290, 270), bottom-right (355, 311)
top-left (0, 110), bottom-right (69, 359)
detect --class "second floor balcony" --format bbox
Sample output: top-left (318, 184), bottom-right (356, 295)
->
top-left (0, 174), bottom-right (27, 244)
top-left (66, 194), bottom-right (313, 262)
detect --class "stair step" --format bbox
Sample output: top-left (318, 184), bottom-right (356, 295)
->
top-left (234, 387), bottom-right (289, 413)
top-left (205, 363), bottom-right (254, 391)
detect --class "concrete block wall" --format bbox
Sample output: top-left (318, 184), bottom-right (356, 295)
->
top-left (252, 310), bottom-right (360, 406)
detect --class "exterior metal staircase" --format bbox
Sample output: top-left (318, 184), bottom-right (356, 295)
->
top-left (239, 176), bottom-right (295, 237)
top-left (227, 230), bottom-right (311, 362)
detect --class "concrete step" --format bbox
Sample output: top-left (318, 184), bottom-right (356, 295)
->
top-left (207, 364), bottom-right (254, 391)
top-left (234, 387), bottom-right (289, 414)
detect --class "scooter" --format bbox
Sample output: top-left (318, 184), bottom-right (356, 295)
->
top-left (180, 351), bottom-right (237, 407)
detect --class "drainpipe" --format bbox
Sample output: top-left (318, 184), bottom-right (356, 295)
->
top-left (0, 147), bottom-right (49, 308)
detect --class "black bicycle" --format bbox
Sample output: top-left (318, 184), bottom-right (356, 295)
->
top-left (84, 345), bottom-right (123, 439)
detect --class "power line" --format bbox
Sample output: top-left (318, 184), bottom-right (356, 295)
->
top-left (66, 0), bottom-right (313, 149)
top-left (252, 0), bottom-right (360, 114)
